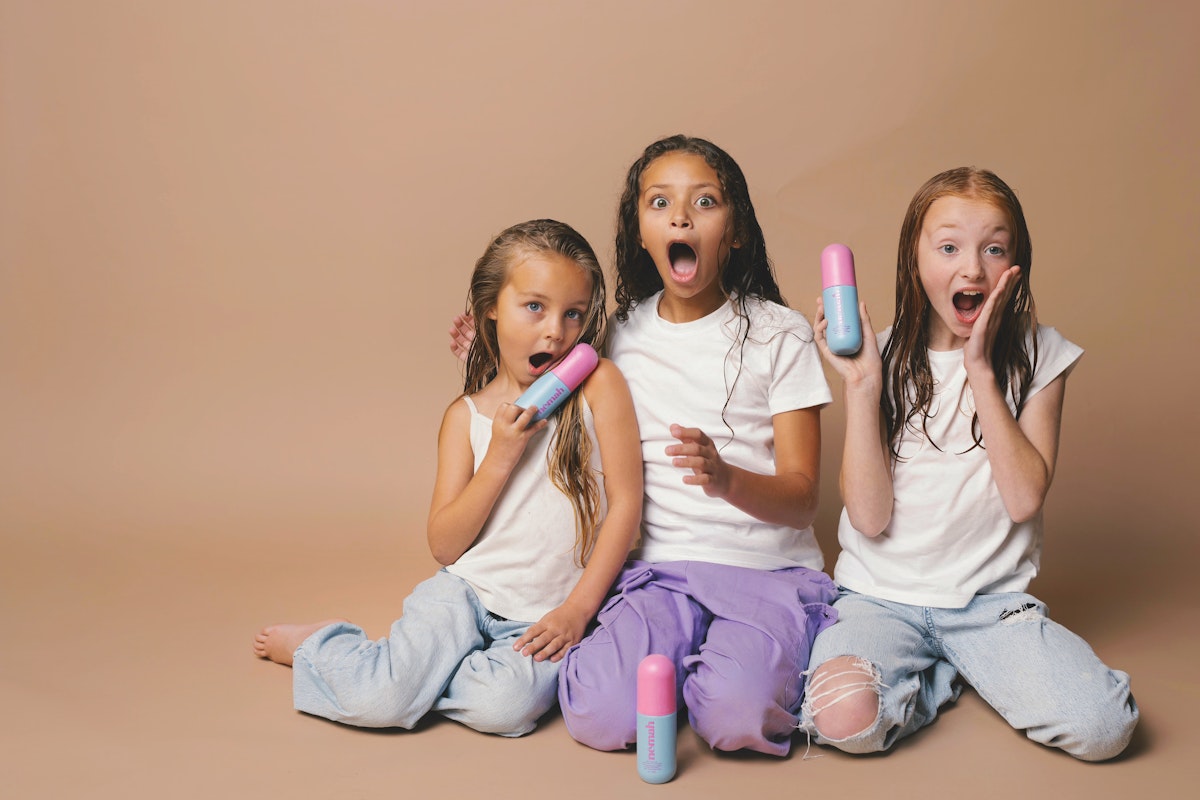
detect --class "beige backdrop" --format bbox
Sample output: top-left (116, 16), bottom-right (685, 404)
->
top-left (3, 1), bottom-right (1197, 797)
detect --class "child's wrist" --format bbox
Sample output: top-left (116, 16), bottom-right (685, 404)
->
top-left (843, 372), bottom-right (883, 399)
top-left (477, 451), bottom-right (518, 479)
top-left (964, 358), bottom-right (996, 385)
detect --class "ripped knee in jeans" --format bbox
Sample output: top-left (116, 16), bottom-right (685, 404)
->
top-left (801, 656), bottom-right (884, 741)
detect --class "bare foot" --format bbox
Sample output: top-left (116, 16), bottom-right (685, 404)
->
top-left (253, 619), bottom-right (346, 666)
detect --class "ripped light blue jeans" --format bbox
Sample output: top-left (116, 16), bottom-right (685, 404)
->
top-left (292, 570), bottom-right (559, 736)
top-left (798, 589), bottom-right (1138, 761)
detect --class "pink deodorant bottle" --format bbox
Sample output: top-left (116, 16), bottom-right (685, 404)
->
top-left (514, 342), bottom-right (598, 423)
top-left (821, 243), bottom-right (863, 356)
top-left (637, 654), bottom-right (677, 784)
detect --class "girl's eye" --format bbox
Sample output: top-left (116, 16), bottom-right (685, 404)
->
top-left (939, 244), bottom-right (957, 255)
top-left (650, 197), bottom-right (668, 209)
top-left (985, 245), bottom-right (1006, 257)
top-left (526, 302), bottom-right (542, 313)
top-left (565, 309), bottom-right (583, 321)
top-left (696, 196), bottom-right (715, 208)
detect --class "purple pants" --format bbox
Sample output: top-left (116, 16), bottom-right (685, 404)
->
top-left (558, 560), bottom-right (837, 756)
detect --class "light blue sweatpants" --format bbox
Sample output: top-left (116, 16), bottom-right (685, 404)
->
top-left (292, 570), bottom-right (559, 736)
top-left (798, 589), bottom-right (1138, 761)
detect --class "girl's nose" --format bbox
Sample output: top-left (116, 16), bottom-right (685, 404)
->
top-left (544, 317), bottom-right (564, 341)
top-left (670, 208), bottom-right (692, 228)
top-left (961, 253), bottom-right (984, 279)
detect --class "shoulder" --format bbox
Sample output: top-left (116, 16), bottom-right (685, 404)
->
top-left (1032, 324), bottom-right (1084, 378)
top-left (622, 293), bottom-right (660, 324)
top-left (581, 359), bottom-right (637, 425)
top-left (439, 395), bottom-right (473, 433)
top-left (580, 358), bottom-right (632, 404)
top-left (740, 296), bottom-right (815, 338)
top-left (742, 295), bottom-right (809, 327)
top-left (1027, 321), bottom-right (1084, 369)
top-left (1033, 324), bottom-right (1080, 353)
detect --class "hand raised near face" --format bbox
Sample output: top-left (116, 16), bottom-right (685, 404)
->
top-left (964, 265), bottom-right (1022, 378)
top-left (815, 296), bottom-right (883, 388)
top-left (484, 401), bottom-right (547, 473)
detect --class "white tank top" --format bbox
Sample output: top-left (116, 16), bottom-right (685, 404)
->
top-left (445, 395), bottom-right (603, 622)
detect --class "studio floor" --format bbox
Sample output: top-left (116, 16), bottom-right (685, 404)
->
top-left (4, 512), bottom-right (1195, 799)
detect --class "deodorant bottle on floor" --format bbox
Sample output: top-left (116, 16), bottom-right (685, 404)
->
top-left (637, 654), bottom-right (677, 784)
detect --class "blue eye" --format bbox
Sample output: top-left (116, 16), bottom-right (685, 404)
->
top-left (985, 245), bottom-right (1005, 256)
top-left (940, 244), bottom-right (957, 255)
top-left (526, 302), bottom-right (542, 312)
top-left (566, 309), bottom-right (583, 321)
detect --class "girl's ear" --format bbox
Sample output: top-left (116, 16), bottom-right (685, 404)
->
top-left (485, 306), bottom-right (498, 321)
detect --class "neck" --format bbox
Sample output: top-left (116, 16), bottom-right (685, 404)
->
top-left (656, 286), bottom-right (726, 323)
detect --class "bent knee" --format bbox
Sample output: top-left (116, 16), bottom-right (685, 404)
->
top-left (310, 694), bottom-right (415, 729)
top-left (1049, 698), bottom-right (1139, 762)
top-left (464, 699), bottom-right (547, 737)
top-left (804, 656), bottom-right (882, 741)
top-left (557, 655), bottom-right (636, 750)
top-left (559, 694), bottom-right (635, 750)
top-left (683, 671), bottom-right (793, 753)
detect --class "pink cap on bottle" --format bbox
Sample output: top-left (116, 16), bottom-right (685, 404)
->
top-left (551, 343), bottom-right (599, 390)
top-left (637, 654), bottom-right (676, 716)
top-left (821, 243), bottom-right (857, 288)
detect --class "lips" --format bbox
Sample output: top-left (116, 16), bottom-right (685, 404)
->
top-left (668, 242), bottom-right (698, 281)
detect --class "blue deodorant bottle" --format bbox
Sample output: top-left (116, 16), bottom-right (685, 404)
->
top-left (637, 654), bottom-right (677, 784)
top-left (821, 243), bottom-right (862, 356)
top-left (513, 343), bottom-right (598, 423)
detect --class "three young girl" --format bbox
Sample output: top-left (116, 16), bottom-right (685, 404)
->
top-left (801, 167), bottom-right (1138, 760)
top-left (253, 219), bottom-right (642, 736)
top-left (258, 140), bottom-right (1137, 762)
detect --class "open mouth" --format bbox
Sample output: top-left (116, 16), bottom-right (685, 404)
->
top-left (953, 290), bottom-right (984, 323)
top-left (668, 242), bottom-right (698, 281)
top-left (528, 351), bottom-right (555, 375)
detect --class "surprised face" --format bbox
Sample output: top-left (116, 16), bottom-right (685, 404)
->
top-left (917, 195), bottom-right (1016, 350)
top-left (487, 252), bottom-right (593, 390)
top-left (637, 152), bottom-right (739, 322)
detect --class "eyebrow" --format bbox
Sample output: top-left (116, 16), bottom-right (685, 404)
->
top-left (514, 288), bottom-right (590, 306)
top-left (928, 222), bottom-right (1011, 236)
top-left (642, 181), bottom-right (722, 193)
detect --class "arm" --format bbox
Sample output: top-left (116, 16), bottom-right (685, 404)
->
top-left (964, 266), bottom-right (1064, 522)
top-left (513, 359), bottom-right (643, 662)
top-left (426, 398), bottom-right (547, 566)
top-left (666, 408), bottom-right (821, 530)
top-left (971, 372), bottom-right (1065, 523)
top-left (815, 297), bottom-right (894, 536)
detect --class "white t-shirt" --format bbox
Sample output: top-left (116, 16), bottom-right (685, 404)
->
top-left (833, 325), bottom-right (1084, 608)
top-left (446, 395), bottom-right (603, 622)
top-left (609, 292), bottom-right (832, 571)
